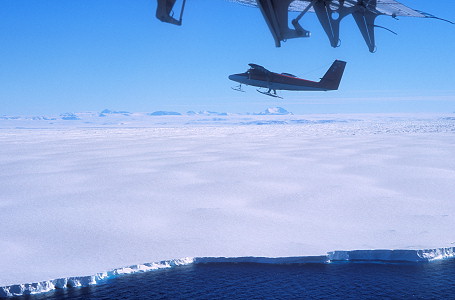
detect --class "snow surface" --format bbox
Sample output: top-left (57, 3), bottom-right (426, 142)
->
top-left (1, 112), bottom-right (455, 290)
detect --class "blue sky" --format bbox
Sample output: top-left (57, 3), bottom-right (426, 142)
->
top-left (0, 0), bottom-right (454, 115)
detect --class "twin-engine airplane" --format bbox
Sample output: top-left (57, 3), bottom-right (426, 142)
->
top-left (156, 0), bottom-right (453, 52)
top-left (229, 60), bottom-right (347, 98)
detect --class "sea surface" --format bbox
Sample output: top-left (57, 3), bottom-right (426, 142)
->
top-left (7, 259), bottom-right (455, 299)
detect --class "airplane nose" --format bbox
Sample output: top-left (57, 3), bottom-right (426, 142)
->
top-left (228, 74), bottom-right (244, 83)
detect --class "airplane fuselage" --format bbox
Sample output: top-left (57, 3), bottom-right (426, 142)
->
top-left (229, 72), bottom-right (327, 91)
top-left (229, 60), bottom-right (346, 94)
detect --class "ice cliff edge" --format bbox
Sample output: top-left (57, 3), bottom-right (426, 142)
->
top-left (2, 248), bottom-right (455, 298)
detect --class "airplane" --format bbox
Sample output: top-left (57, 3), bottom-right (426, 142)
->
top-left (228, 60), bottom-right (346, 98)
top-left (156, 0), bottom-right (453, 52)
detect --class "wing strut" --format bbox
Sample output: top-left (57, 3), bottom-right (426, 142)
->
top-left (156, 0), bottom-right (186, 26)
top-left (352, 5), bottom-right (378, 53)
top-left (256, 0), bottom-right (310, 47)
top-left (312, 1), bottom-right (358, 49)
top-left (291, 0), bottom-right (317, 37)
top-left (311, 0), bottom-right (382, 53)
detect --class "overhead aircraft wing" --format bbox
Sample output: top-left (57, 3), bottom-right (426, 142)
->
top-left (157, 0), bottom-right (452, 52)
top-left (232, 0), bottom-right (430, 17)
top-left (290, 0), bottom-right (428, 17)
top-left (228, 0), bottom-right (452, 52)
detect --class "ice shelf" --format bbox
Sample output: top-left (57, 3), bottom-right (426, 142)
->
top-left (2, 114), bottom-right (455, 297)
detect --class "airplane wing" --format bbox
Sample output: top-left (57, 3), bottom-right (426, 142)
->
top-left (232, 0), bottom-right (428, 17)
top-left (157, 0), bottom-right (453, 52)
top-left (229, 0), bottom-right (453, 52)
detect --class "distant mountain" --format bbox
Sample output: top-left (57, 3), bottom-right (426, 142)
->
top-left (31, 116), bottom-right (57, 121)
top-left (99, 109), bottom-right (131, 117)
top-left (192, 111), bottom-right (228, 116)
top-left (0, 115), bottom-right (56, 120)
top-left (148, 111), bottom-right (182, 116)
top-left (0, 107), bottom-right (295, 122)
top-left (0, 116), bottom-right (20, 120)
top-left (257, 107), bottom-right (292, 115)
top-left (60, 113), bottom-right (81, 120)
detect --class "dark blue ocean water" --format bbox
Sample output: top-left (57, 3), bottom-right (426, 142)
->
top-left (9, 260), bottom-right (455, 299)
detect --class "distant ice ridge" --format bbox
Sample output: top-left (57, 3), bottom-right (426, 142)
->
top-left (2, 248), bottom-right (455, 297)
top-left (328, 247), bottom-right (455, 262)
top-left (196, 247), bottom-right (455, 265)
top-left (194, 256), bottom-right (329, 264)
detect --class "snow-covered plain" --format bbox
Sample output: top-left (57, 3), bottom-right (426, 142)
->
top-left (1, 111), bottom-right (455, 293)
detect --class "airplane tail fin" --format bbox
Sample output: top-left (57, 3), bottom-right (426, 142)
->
top-left (319, 60), bottom-right (347, 90)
